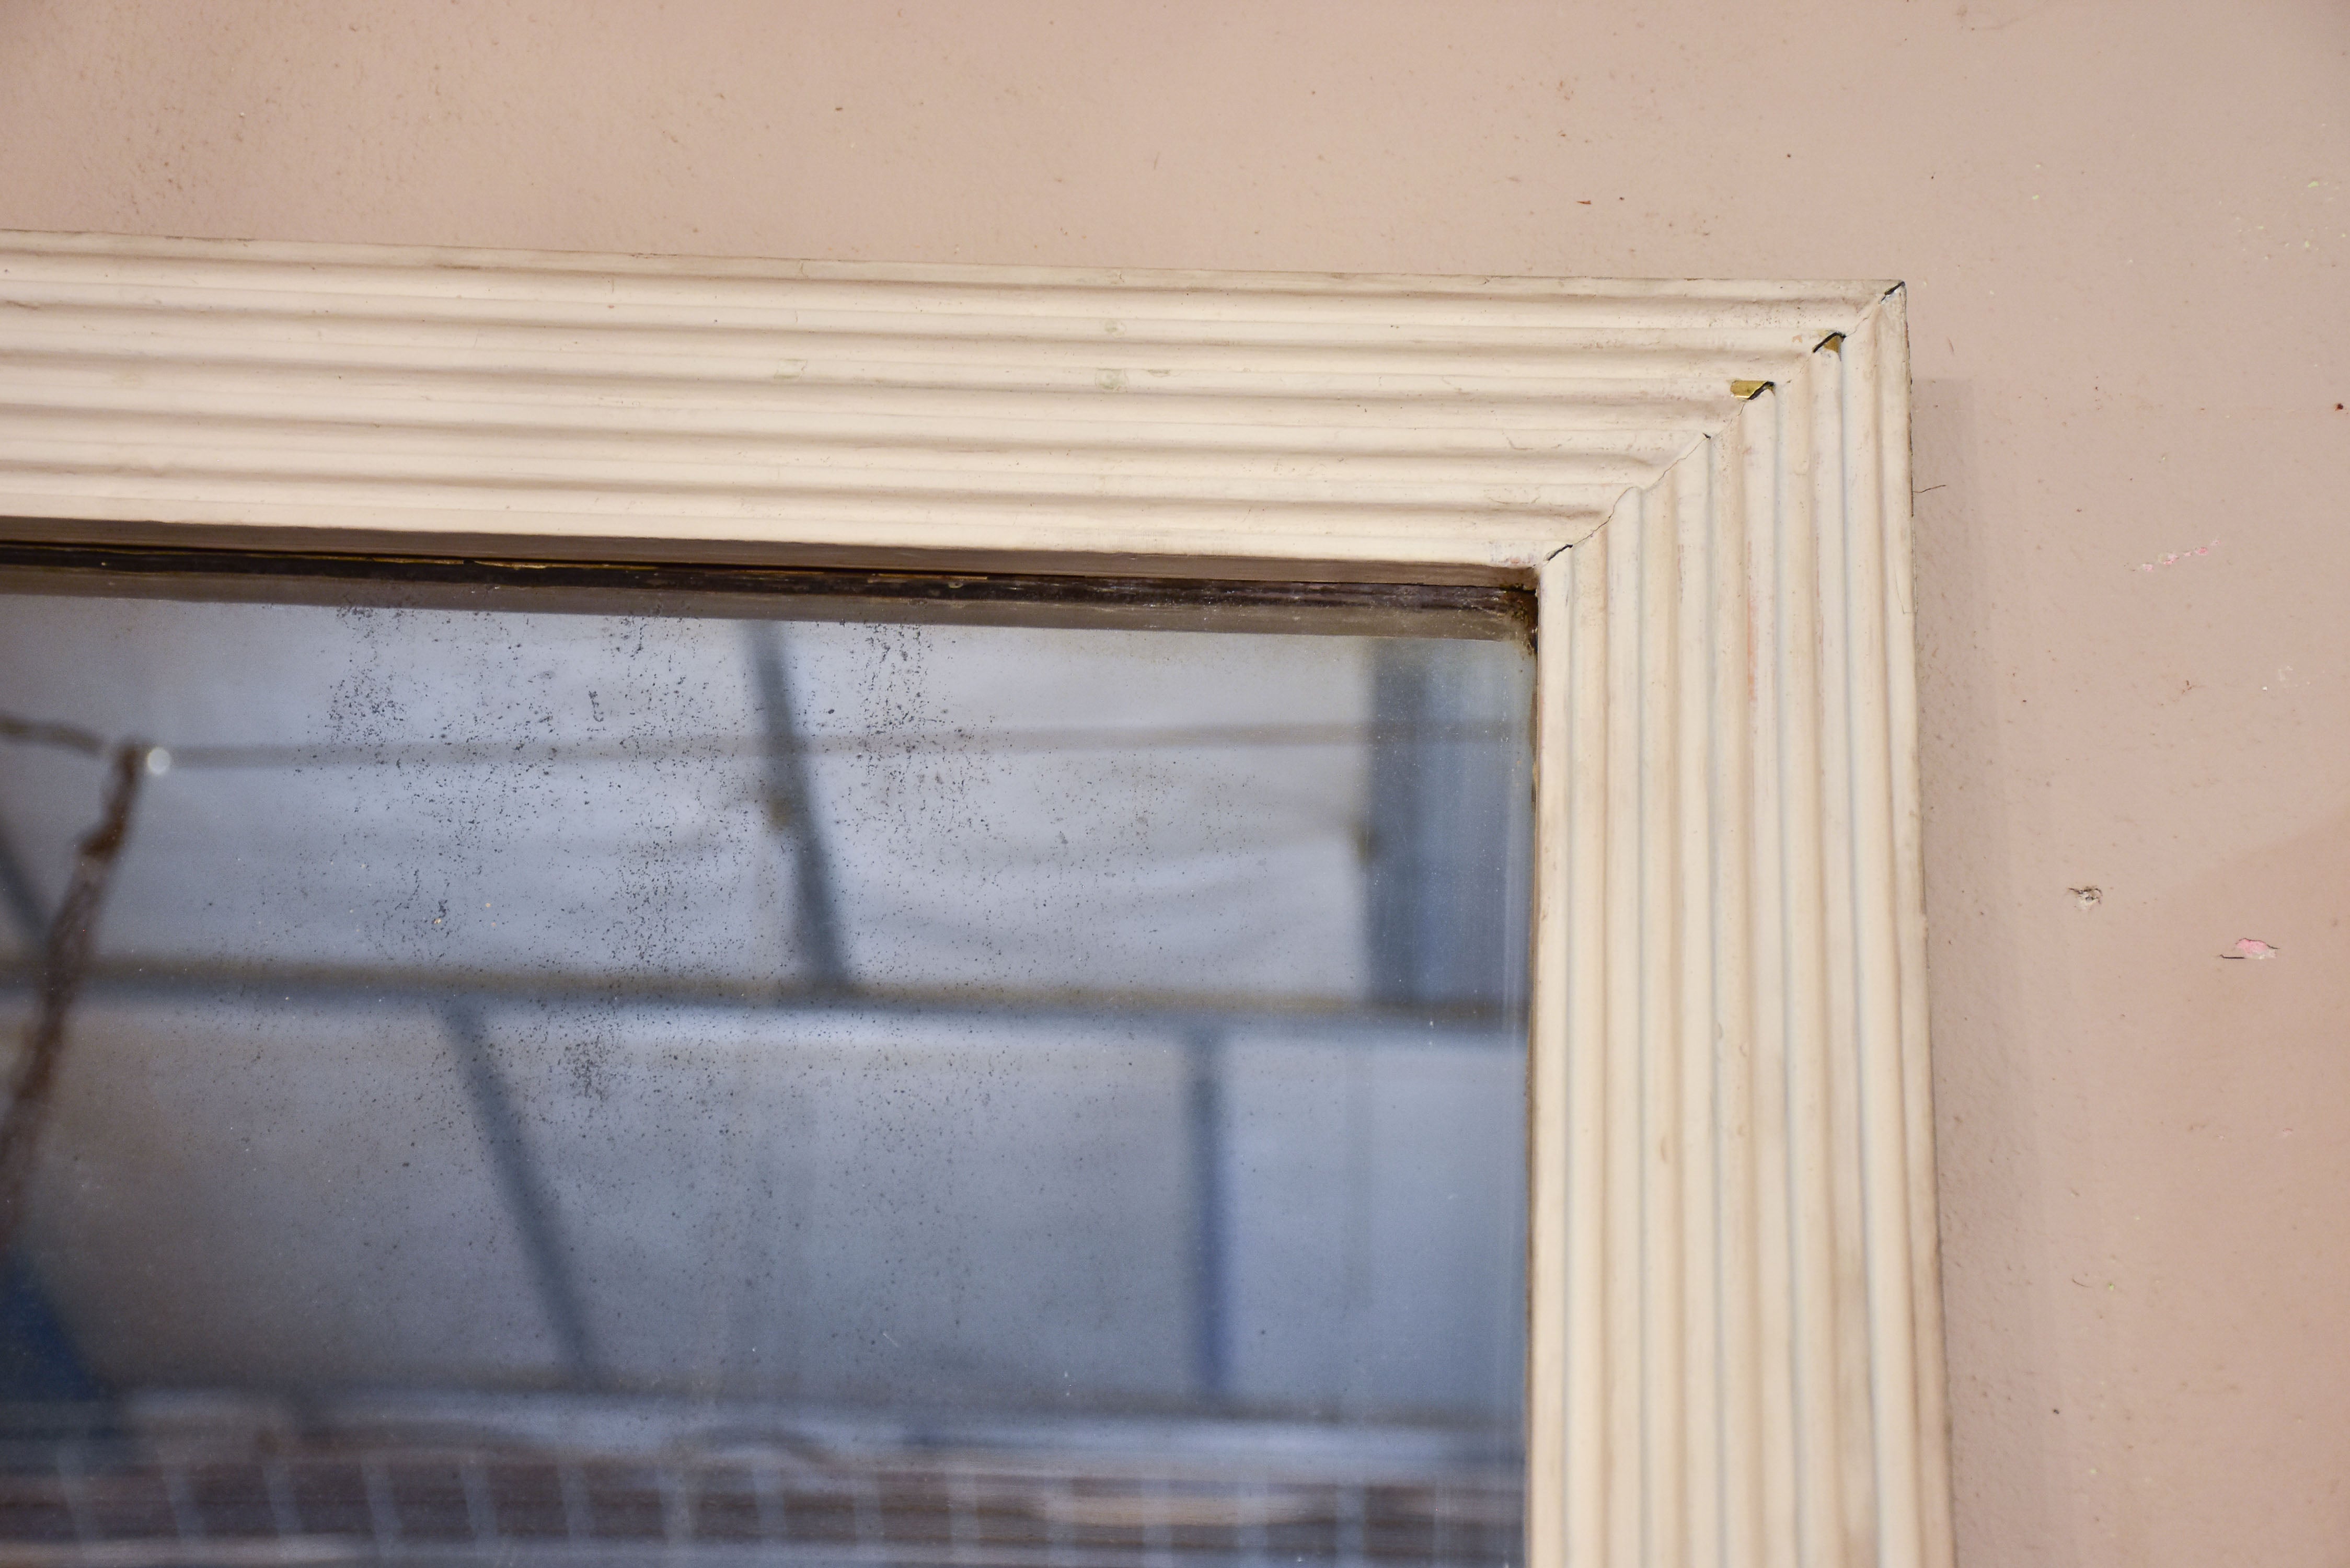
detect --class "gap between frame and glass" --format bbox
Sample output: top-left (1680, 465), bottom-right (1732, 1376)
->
top-left (0, 541), bottom-right (1540, 1568)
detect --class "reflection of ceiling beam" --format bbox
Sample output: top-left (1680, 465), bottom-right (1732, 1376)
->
top-left (745, 623), bottom-right (849, 993)
top-left (443, 1003), bottom-right (601, 1390)
top-left (0, 958), bottom-right (1515, 1037)
top-left (1184, 1028), bottom-right (1229, 1404)
top-left (1366, 642), bottom-right (1533, 1013)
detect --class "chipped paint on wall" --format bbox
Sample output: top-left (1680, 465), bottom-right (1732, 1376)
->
top-left (2136, 541), bottom-right (2218, 573)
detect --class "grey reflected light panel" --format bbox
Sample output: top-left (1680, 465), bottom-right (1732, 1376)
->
top-left (0, 578), bottom-right (1531, 1567)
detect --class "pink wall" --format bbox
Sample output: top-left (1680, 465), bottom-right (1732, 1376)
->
top-left (3, 2), bottom-right (2344, 1558)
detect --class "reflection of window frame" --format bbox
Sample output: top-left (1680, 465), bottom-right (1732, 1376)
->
top-left (0, 232), bottom-right (1951, 1568)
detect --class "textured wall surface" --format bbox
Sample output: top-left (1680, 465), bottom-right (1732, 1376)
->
top-left (2, 2), bottom-right (2344, 1559)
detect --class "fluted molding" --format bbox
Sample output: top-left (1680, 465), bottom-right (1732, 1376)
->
top-left (2, 231), bottom-right (1876, 579)
top-left (1533, 293), bottom-right (1950, 1567)
top-left (0, 232), bottom-right (1948, 1568)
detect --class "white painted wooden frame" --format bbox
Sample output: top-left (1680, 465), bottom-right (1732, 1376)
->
top-left (0, 232), bottom-right (1951, 1568)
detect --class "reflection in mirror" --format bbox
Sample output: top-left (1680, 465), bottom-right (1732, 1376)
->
top-left (0, 563), bottom-right (1531, 1567)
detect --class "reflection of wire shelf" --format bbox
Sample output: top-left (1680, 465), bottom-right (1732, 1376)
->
top-left (0, 1400), bottom-right (1524, 1568)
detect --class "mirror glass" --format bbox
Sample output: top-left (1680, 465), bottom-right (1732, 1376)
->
top-left (0, 565), bottom-right (1531, 1567)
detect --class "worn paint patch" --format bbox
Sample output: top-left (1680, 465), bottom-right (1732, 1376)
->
top-left (2136, 540), bottom-right (2218, 573)
top-left (2220, 937), bottom-right (2280, 960)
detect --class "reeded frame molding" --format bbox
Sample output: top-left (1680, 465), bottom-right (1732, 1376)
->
top-left (0, 232), bottom-right (1952, 1568)
top-left (1534, 316), bottom-right (1949, 1568)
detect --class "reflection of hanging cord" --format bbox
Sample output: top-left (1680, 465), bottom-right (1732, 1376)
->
top-left (7, 704), bottom-right (1513, 773)
top-left (0, 713), bottom-right (106, 757)
top-left (147, 721), bottom-right (1514, 771)
top-left (0, 726), bottom-right (159, 1258)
